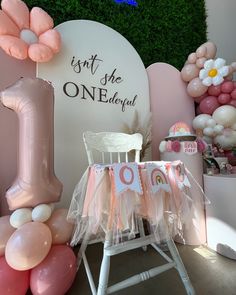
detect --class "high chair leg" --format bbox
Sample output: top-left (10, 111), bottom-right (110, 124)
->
top-left (166, 239), bottom-right (195, 295)
top-left (97, 232), bottom-right (113, 295)
top-left (137, 217), bottom-right (147, 251)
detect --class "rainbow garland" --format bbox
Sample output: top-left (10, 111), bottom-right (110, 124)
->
top-left (91, 161), bottom-right (190, 196)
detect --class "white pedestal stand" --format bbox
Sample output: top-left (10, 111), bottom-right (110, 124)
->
top-left (161, 151), bottom-right (206, 245)
top-left (204, 174), bottom-right (236, 260)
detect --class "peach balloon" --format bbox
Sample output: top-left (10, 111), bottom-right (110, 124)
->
top-left (46, 208), bottom-right (74, 244)
top-left (5, 222), bottom-right (52, 270)
top-left (187, 77), bottom-right (208, 97)
top-left (0, 215), bottom-right (15, 256)
top-left (196, 45), bottom-right (207, 58)
top-left (181, 64), bottom-right (199, 82)
top-left (187, 52), bottom-right (197, 64)
top-left (196, 57), bottom-right (207, 69)
top-left (204, 41), bottom-right (217, 59)
top-left (0, 77), bottom-right (63, 210)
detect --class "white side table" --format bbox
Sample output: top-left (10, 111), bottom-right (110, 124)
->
top-left (204, 174), bottom-right (236, 260)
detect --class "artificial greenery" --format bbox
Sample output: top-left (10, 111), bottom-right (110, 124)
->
top-left (25, 0), bottom-right (207, 69)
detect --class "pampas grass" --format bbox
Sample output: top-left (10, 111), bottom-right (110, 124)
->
top-left (122, 110), bottom-right (152, 160)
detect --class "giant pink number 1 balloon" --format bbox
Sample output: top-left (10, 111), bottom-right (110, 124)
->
top-left (0, 77), bottom-right (62, 210)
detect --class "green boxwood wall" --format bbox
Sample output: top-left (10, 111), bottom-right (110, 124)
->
top-left (25, 0), bottom-right (207, 69)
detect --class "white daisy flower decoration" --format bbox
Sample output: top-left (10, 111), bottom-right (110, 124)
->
top-left (199, 58), bottom-right (229, 86)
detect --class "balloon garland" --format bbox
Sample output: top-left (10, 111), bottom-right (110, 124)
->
top-left (181, 41), bottom-right (236, 153)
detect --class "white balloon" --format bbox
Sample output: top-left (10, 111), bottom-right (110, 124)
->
top-left (192, 114), bottom-right (212, 130)
top-left (232, 123), bottom-right (236, 131)
top-left (10, 208), bottom-right (32, 228)
top-left (212, 105), bottom-right (236, 127)
top-left (203, 127), bottom-right (214, 137)
top-left (202, 135), bottom-right (213, 144)
top-left (159, 141), bottom-right (167, 153)
top-left (206, 118), bottom-right (216, 128)
top-left (32, 204), bottom-right (52, 222)
top-left (214, 129), bottom-right (236, 149)
top-left (213, 124), bottom-right (224, 134)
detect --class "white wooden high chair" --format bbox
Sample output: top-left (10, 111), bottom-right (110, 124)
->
top-left (81, 131), bottom-right (195, 295)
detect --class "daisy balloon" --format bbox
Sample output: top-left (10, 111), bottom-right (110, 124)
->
top-left (199, 58), bottom-right (229, 86)
top-left (0, 0), bottom-right (61, 62)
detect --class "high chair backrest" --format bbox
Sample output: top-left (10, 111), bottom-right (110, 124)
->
top-left (83, 131), bottom-right (143, 165)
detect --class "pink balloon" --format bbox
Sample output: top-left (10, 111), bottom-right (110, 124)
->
top-left (46, 208), bottom-right (74, 244)
top-left (0, 216), bottom-right (15, 256)
top-left (228, 100), bottom-right (236, 107)
top-left (181, 64), bottom-right (199, 82)
top-left (230, 89), bottom-right (236, 100)
top-left (218, 93), bottom-right (231, 105)
top-left (0, 256), bottom-right (30, 295)
top-left (196, 105), bottom-right (202, 115)
top-left (199, 96), bottom-right (220, 115)
top-left (30, 245), bottom-right (77, 295)
top-left (221, 81), bottom-right (234, 93)
top-left (194, 93), bottom-right (207, 104)
top-left (0, 78), bottom-right (63, 210)
top-left (208, 85), bottom-right (221, 96)
top-left (5, 222), bottom-right (52, 270)
top-left (187, 77), bottom-right (208, 97)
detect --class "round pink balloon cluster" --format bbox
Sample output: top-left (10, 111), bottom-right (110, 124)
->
top-left (196, 80), bottom-right (236, 115)
top-left (0, 209), bottom-right (76, 295)
top-left (181, 41), bottom-right (236, 99)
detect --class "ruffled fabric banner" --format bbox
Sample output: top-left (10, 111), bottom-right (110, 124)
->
top-left (67, 160), bottom-right (209, 268)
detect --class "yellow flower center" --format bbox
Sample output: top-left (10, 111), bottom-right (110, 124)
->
top-left (208, 68), bottom-right (218, 78)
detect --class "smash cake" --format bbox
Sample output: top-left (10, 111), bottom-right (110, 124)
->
top-left (165, 122), bottom-right (196, 141)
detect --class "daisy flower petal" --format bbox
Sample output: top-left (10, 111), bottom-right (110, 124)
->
top-left (214, 58), bottom-right (226, 69)
top-left (0, 35), bottom-right (28, 59)
top-left (204, 59), bottom-right (214, 70)
top-left (0, 10), bottom-right (19, 36)
top-left (218, 66), bottom-right (229, 77)
top-left (28, 43), bottom-right (53, 62)
top-left (39, 29), bottom-right (61, 53)
top-left (30, 7), bottom-right (54, 36)
top-left (202, 77), bottom-right (212, 86)
top-left (1, 0), bottom-right (29, 30)
top-left (212, 75), bottom-right (224, 86)
top-left (199, 69), bottom-right (208, 80)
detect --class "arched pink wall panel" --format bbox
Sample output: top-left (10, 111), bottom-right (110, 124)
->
top-left (147, 63), bottom-right (195, 160)
top-left (0, 49), bottom-right (36, 216)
